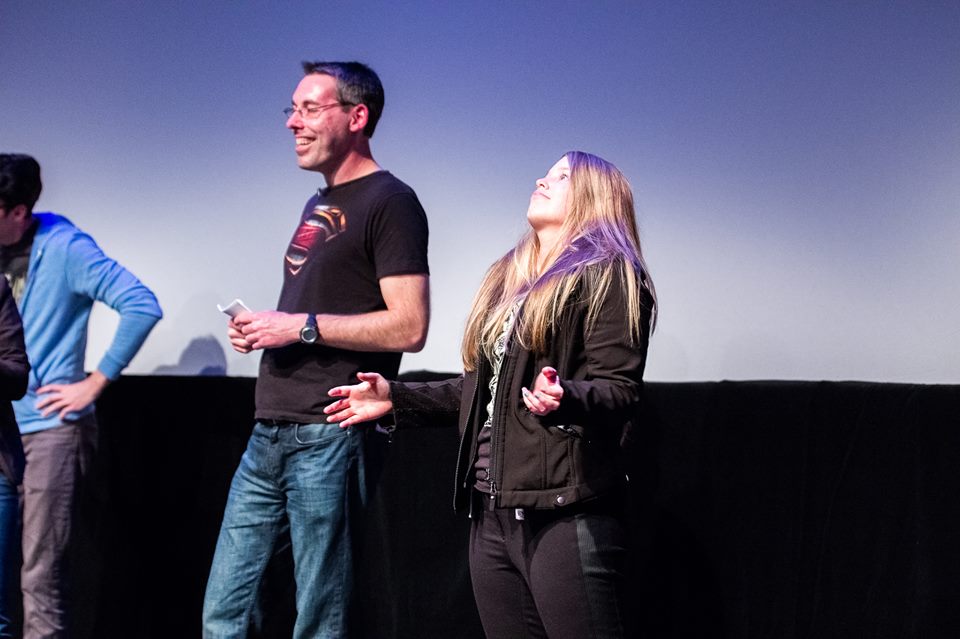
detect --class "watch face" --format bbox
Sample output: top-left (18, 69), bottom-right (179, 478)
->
top-left (300, 326), bottom-right (318, 344)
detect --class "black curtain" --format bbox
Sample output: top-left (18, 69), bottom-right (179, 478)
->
top-left (70, 377), bottom-right (958, 638)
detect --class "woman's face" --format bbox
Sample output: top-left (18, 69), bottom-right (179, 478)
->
top-left (527, 156), bottom-right (571, 232)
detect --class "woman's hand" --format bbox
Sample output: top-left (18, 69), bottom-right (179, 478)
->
top-left (521, 366), bottom-right (564, 416)
top-left (325, 372), bottom-right (394, 428)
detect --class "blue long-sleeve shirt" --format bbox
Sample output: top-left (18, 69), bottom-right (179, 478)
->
top-left (13, 213), bottom-right (162, 433)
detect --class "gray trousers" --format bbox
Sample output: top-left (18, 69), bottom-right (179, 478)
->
top-left (19, 415), bottom-right (97, 639)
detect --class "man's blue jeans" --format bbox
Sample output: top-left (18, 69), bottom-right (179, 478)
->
top-left (0, 472), bottom-right (16, 639)
top-left (202, 421), bottom-right (368, 639)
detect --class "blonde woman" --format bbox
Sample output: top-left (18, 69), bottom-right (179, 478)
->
top-left (326, 151), bottom-right (656, 639)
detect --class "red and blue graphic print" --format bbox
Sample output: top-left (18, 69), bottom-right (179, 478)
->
top-left (284, 205), bottom-right (347, 276)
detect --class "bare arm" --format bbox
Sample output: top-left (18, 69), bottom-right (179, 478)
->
top-left (230, 273), bottom-right (430, 353)
top-left (316, 273), bottom-right (429, 352)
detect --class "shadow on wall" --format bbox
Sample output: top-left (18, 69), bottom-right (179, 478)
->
top-left (152, 335), bottom-right (227, 376)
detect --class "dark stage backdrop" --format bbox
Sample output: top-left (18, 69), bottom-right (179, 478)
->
top-left (65, 377), bottom-right (958, 638)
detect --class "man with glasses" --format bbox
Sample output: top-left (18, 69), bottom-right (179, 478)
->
top-left (203, 61), bottom-right (430, 638)
top-left (0, 153), bottom-right (162, 639)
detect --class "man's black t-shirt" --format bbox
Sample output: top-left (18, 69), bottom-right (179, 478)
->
top-left (255, 171), bottom-right (429, 423)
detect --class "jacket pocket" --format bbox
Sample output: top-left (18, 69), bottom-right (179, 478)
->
top-left (552, 423), bottom-right (583, 439)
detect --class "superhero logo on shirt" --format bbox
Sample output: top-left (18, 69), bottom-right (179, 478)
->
top-left (285, 205), bottom-right (347, 276)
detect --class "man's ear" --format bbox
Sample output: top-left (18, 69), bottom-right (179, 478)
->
top-left (348, 103), bottom-right (370, 135)
top-left (5, 204), bottom-right (28, 222)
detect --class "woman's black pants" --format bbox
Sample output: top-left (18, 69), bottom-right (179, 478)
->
top-left (468, 493), bottom-right (627, 639)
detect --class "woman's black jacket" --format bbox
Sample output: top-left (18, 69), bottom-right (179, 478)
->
top-left (390, 266), bottom-right (651, 512)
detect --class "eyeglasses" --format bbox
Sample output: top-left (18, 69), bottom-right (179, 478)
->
top-left (283, 102), bottom-right (355, 120)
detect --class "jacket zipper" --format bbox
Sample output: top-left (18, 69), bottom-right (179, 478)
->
top-left (556, 424), bottom-right (582, 439)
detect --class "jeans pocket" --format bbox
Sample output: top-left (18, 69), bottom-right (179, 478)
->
top-left (294, 422), bottom-right (346, 445)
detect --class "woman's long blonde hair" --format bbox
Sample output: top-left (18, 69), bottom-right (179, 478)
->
top-left (461, 151), bottom-right (657, 371)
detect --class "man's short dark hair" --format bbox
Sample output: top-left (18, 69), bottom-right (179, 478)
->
top-left (0, 154), bottom-right (42, 212)
top-left (301, 61), bottom-right (385, 138)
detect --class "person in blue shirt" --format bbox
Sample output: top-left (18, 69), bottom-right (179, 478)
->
top-left (0, 153), bottom-right (162, 639)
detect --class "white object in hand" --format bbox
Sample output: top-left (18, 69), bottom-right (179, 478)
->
top-left (217, 299), bottom-right (251, 318)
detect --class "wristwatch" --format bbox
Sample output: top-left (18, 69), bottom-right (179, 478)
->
top-left (299, 314), bottom-right (319, 344)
